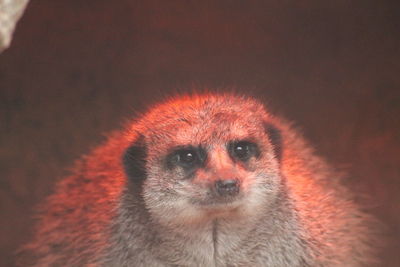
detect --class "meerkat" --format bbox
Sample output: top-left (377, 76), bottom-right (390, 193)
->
top-left (18, 93), bottom-right (378, 267)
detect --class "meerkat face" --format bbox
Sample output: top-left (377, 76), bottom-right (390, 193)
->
top-left (123, 95), bottom-right (283, 226)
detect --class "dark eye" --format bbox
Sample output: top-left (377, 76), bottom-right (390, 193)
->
top-left (230, 141), bottom-right (258, 161)
top-left (166, 146), bottom-right (206, 170)
top-left (177, 150), bottom-right (197, 165)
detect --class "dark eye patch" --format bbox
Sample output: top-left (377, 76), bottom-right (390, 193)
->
top-left (166, 145), bottom-right (207, 171)
top-left (228, 140), bottom-right (260, 162)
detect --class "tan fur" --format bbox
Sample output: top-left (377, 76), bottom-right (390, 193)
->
top-left (17, 93), bottom-right (378, 266)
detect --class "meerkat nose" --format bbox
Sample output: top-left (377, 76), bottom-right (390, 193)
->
top-left (215, 179), bottom-right (240, 196)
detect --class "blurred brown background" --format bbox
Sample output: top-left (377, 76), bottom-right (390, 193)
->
top-left (1, 1), bottom-right (399, 266)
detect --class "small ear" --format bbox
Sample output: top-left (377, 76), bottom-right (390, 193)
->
top-left (263, 122), bottom-right (282, 162)
top-left (123, 134), bottom-right (147, 185)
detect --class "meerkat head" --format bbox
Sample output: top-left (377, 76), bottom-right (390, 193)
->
top-left (123, 94), bottom-right (283, 227)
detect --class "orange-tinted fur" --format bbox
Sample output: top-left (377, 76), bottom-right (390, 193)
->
top-left (18, 93), bottom-right (379, 266)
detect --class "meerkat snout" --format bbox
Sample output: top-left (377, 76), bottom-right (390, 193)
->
top-left (185, 142), bottom-right (260, 206)
top-left (215, 179), bottom-right (240, 196)
top-left (203, 140), bottom-right (261, 199)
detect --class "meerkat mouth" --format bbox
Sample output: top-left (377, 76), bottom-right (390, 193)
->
top-left (193, 194), bottom-right (244, 211)
top-left (202, 201), bottom-right (244, 219)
